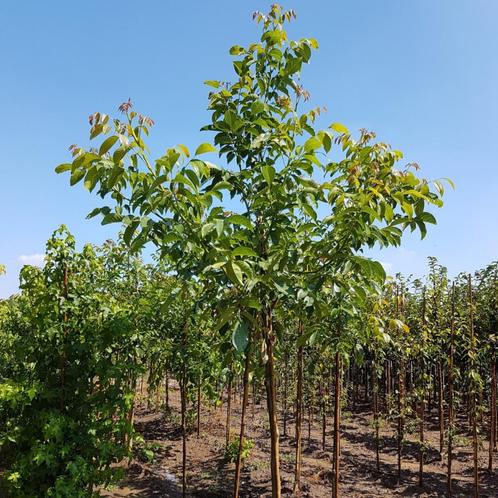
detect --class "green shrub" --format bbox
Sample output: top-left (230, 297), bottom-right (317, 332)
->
top-left (225, 436), bottom-right (254, 464)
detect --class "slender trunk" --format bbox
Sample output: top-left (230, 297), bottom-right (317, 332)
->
top-left (353, 364), bottom-right (358, 412)
top-left (468, 275), bottom-right (479, 498)
top-left (283, 353), bottom-right (288, 437)
top-left (165, 371), bottom-right (169, 412)
top-left (60, 264), bottom-right (69, 412)
top-left (438, 361), bottom-right (444, 459)
top-left (252, 380), bottom-right (256, 420)
top-left (447, 285), bottom-right (455, 497)
top-left (264, 307), bottom-right (281, 498)
top-left (364, 366), bottom-right (369, 403)
top-left (233, 342), bottom-right (251, 498)
top-left (180, 376), bottom-right (187, 498)
top-left (332, 351), bottom-right (341, 498)
top-left (293, 320), bottom-right (304, 494)
top-left (397, 362), bottom-right (405, 484)
top-left (489, 348), bottom-right (496, 472)
top-left (386, 360), bottom-right (392, 414)
top-left (226, 366), bottom-right (233, 447)
top-left (419, 397), bottom-right (425, 486)
top-left (321, 379), bottom-right (326, 451)
top-left (373, 356), bottom-right (380, 472)
top-left (180, 318), bottom-right (188, 498)
top-left (197, 375), bottom-right (201, 438)
top-left (308, 399), bottom-right (312, 445)
top-left (420, 290), bottom-right (426, 487)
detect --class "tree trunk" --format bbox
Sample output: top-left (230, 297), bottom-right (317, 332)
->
top-left (165, 371), bottom-right (169, 412)
top-left (332, 351), bottom-right (341, 498)
top-left (264, 307), bottom-right (281, 498)
top-left (180, 376), bottom-right (187, 498)
top-left (233, 341), bottom-right (251, 498)
top-left (468, 275), bottom-right (479, 498)
top-left (293, 320), bottom-right (304, 494)
top-left (283, 353), bottom-right (288, 437)
top-left (252, 380), bottom-right (256, 420)
top-left (321, 379), bottom-right (326, 451)
top-left (386, 360), bottom-right (392, 414)
top-left (419, 396), bottom-right (425, 487)
top-left (226, 366), bottom-right (233, 447)
top-left (438, 361), bottom-right (444, 459)
top-left (489, 348), bottom-right (496, 472)
top-left (373, 357), bottom-right (380, 472)
top-left (308, 400), bottom-right (312, 445)
top-left (197, 375), bottom-right (201, 438)
top-left (397, 362), bottom-right (405, 484)
top-left (447, 283), bottom-right (455, 498)
top-left (180, 319), bottom-right (188, 498)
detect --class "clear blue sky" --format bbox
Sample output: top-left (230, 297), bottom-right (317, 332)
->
top-left (1, 1), bottom-right (497, 297)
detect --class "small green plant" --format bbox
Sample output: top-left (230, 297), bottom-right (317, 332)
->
top-left (133, 435), bottom-right (161, 463)
top-left (225, 436), bottom-right (254, 464)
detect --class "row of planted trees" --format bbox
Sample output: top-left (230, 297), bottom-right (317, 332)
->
top-left (1, 230), bottom-right (496, 498)
top-left (273, 257), bottom-right (497, 498)
top-left (2, 4), bottom-right (495, 497)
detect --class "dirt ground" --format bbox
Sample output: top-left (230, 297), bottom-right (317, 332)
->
top-left (102, 383), bottom-right (498, 497)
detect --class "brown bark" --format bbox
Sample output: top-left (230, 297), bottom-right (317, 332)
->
top-left (332, 351), bottom-right (341, 498)
top-left (397, 362), bottom-right (405, 484)
top-left (468, 275), bottom-right (479, 498)
top-left (489, 348), bottom-right (496, 472)
top-left (180, 319), bottom-right (188, 498)
top-left (321, 379), bottom-right (326, 451)
top-left (293, 320), bottom-right (304, 494)
top-left (386, 360), bottom-right (392, 414)
top-left (438, 361), bottom-right (444, 459)
top-left (419, 397), bottom-right (425, 487)
top-left (197, 376), bottom-right (201, 438)
top-left (373, 357), bottom-right (380, 472)
top-left (448, 283), bottom-right (455, 497)
top-left (165, 371), bottom-right (169, 412)
top-left (226, 366), bottom-right (233, 447)
top-left (180, 376), bottom-right (187, 498)
top-left (264, 307), bottom-right (281, 498)
top-left (283, 353), bottom-right (288, 437)
top-left (233, 342), bottom-right (251, 498)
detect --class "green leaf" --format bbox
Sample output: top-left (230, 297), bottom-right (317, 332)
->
top-left (225, 260), bottom-right (243, 286)
top-left (55, 163), bottom-right (72, 174)
top-left (210, 181), bottom-right (233, 192)
top-left (201, 223), bottom-right (215, 237)
top-left (302, 203), bottom-right (317, 220)
top-left (177, 144), bottom-right (190, 157)
top-left (232, 321), bottom-right (249, 352)
top-left (370, 260), bottom-right (386, 282)
top-left (195, 143), bottom-right (217, 155)
top-left (419, 212), bottom-right (436, 224)
top-left (229, 45), bottom-right (244, 55)
top-left (330, 122), bottom-right (349, 134)
top-left (184, 169), bottom-right (200, 189)
top-left (70, 169), bottom-right (85, 186)
top-left (216, 219), bottom-right (224, 237)
top-left (304, 136), bottom-right (322, 152)
top-left (204, 80), bottom-right (221, 88)
top-left (232, 246), bottom-right (258, 258)
top-left (261, 165), bottom-right (275, 186)
top-left (99, 136), bottom-right (118, 155)
top-left (240, 297), bottom-right (261, 310)
top-left (227, 214), bottom-right (252, 230)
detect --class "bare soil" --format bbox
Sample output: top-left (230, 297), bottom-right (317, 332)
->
top-left (102, 384), bottom-right (498, 497)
